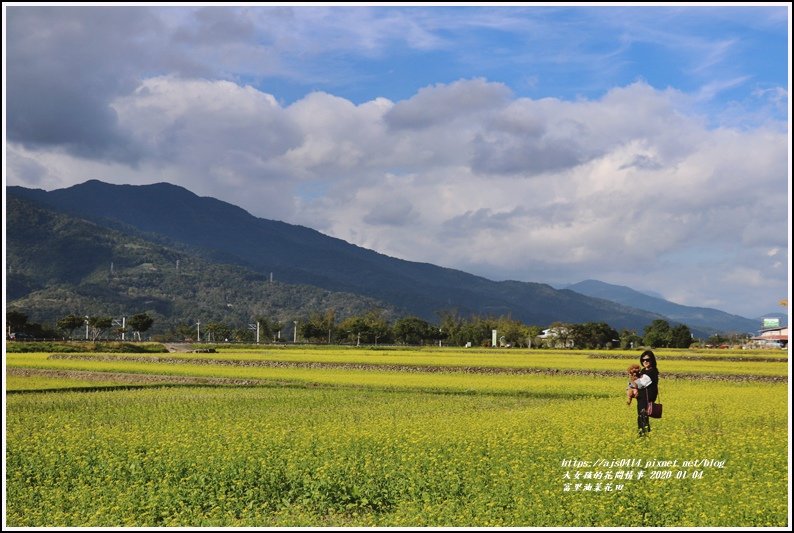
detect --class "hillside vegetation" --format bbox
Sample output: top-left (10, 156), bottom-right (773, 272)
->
top-left (9, 181), bottom-right (670, 332)
top-left (6, 196), bottom-right (395, 333)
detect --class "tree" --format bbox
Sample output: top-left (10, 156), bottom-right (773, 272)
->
top-left (300, 316), bottom-right (329, 343)
top-left (544, 322), bottom-right (574, 348)
top-left (57, 314), bottom-right (85, 339)
top-left (525, 325), bottom-right (543, 349)
top-left (232, 327), bottom-right (254, 343)
top-left (459, 315), bottom-right (497, 347)
top-left (264, 318), bottom-right (283, 342)
top-left (643, 319), bottom-right (672, 348)
top-left (127, 313), bottom-right (154, 341)
top-left (707, 333), bottom-right (728, 347)
top-left (204, 322), bottom-right (231, 343)
top-left (670, 324), bottom-right (693, 348)
top-left (336, 309), bottom-right (391, 345)
top-left (438, 310), bottom-right (464, 346)
top-left (300, 310), bottom-right (338, 343)
top-left (6, 310), bottom-right (28, 338)
top-left (87, 316), bottom-right (113, 341)
top-left (496, 317), bottom-right (530, 347)
top-left (619, 329), bottom-right (643, 350)
top-left (175, 322), bottom-right (196, 342)
top-left (22, 321), bottom-right (59, 339)
top-left (571, 322), bottom-right (619, 349)
top-left (253, 316), bottom-right (283, 342)
top-left (339, 315), bottom-right (368, 345)
top-left (363, 309), bottom-right (390, 345)
top-left (338, 310), bottom-right (391, 345)
top-left (392, 316), bottom-right (434, 345)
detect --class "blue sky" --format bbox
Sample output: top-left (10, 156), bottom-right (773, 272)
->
top-left (4, 3), bottom-right (791, 319)
top-left (229, 6), bottom-right (789, 120)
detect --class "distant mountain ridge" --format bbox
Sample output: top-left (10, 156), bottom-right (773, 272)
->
top-left (8, 180), bottom-right (712, 333)
top-left (566, 279), bottom-right (763, 334)
top-left (6, 194), bottom-right (393, 330)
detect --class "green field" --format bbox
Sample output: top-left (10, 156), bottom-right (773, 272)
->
top-left (5, 346), bottom-right (789, 526)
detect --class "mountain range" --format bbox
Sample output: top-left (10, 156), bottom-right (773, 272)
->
top-left (6, 180), bottom-right (766, 336)
top-left (565, 280), bottom-right (767, 335)
top-left (6, 194), bottom-right (391, 333)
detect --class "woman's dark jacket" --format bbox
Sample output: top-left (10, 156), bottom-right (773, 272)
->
top-left (639, 367), bottom-right (659, 403)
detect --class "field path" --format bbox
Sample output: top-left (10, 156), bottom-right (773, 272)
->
top-left (40, 354), bottom-right (790, 382)
top-left (163, 343), bottom-right (194, 353)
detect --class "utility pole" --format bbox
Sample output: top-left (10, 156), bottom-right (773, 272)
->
top-left (113, 316), bottom-right (127, 341)
top-left (196, 321), bottom-right (201, 342)
top-left (293, 321), bottom-right (298, 343)
top-left (248, 321), bottom-right (260, 344)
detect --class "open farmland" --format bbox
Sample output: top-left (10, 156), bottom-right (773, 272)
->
top-left (5, 346), bottom-right (789, 527)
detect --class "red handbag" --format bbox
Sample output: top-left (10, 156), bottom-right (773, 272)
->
top-left (647, 401), bottom-right (663, 418)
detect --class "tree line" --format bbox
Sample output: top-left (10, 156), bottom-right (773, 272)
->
top-left (7, 309), bottom-right (719, 349)
top-left (6, 311), bottom-right (154, 342)
top-left (159, 311), bottom-right (699, 349)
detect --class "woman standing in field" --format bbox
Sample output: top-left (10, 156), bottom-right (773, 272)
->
top-left (632, 350), bottom-right (659, 437)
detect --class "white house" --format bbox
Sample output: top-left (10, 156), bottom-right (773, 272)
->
top-left (538, 326), bottom-right (574, 348)
top-left (749, 325), bottom-right (788, 349)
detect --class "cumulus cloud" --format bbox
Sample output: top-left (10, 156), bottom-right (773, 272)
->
top-left (172, 7), bottom-right (258, 46)
top-left (114, 76), bottom-right (302, 163)
top-left (363, 198), bottom-right (415, 227)
top-left (4, 6), bottom-right (788, 318)
top-left (5, 6), bottom-right (166, 161)
top-left (6, 151), bottom-right (49, 187)
top-left (384, 78), bottom-right (511, 130)
top-left (281, 92), bottom-right (393, 176)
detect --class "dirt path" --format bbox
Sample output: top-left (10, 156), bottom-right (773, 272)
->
top-left (163, 343), bottom-right (195, 353)
top-left (44, 354), bottom-right (788, 382)
top-left (7, 367), bottom-right (272, 387)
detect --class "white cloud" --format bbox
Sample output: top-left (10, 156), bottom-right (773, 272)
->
top-left (385, 78), bottom-right (512, 130)
top-left (5, 77), bottom-right (788, 318)
top-left (281, 92), bottom-right (393, 176)
top-left (722, 267), bottom-right (770, 288)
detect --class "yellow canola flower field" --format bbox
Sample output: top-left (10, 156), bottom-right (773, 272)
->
top-left (5, 346), bottom-right (789, 527)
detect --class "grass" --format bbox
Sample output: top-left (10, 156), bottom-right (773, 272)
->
top-left (5, 341), bottom-right (168, 353)
top-left (4, 345), bottom-right (789, 527)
